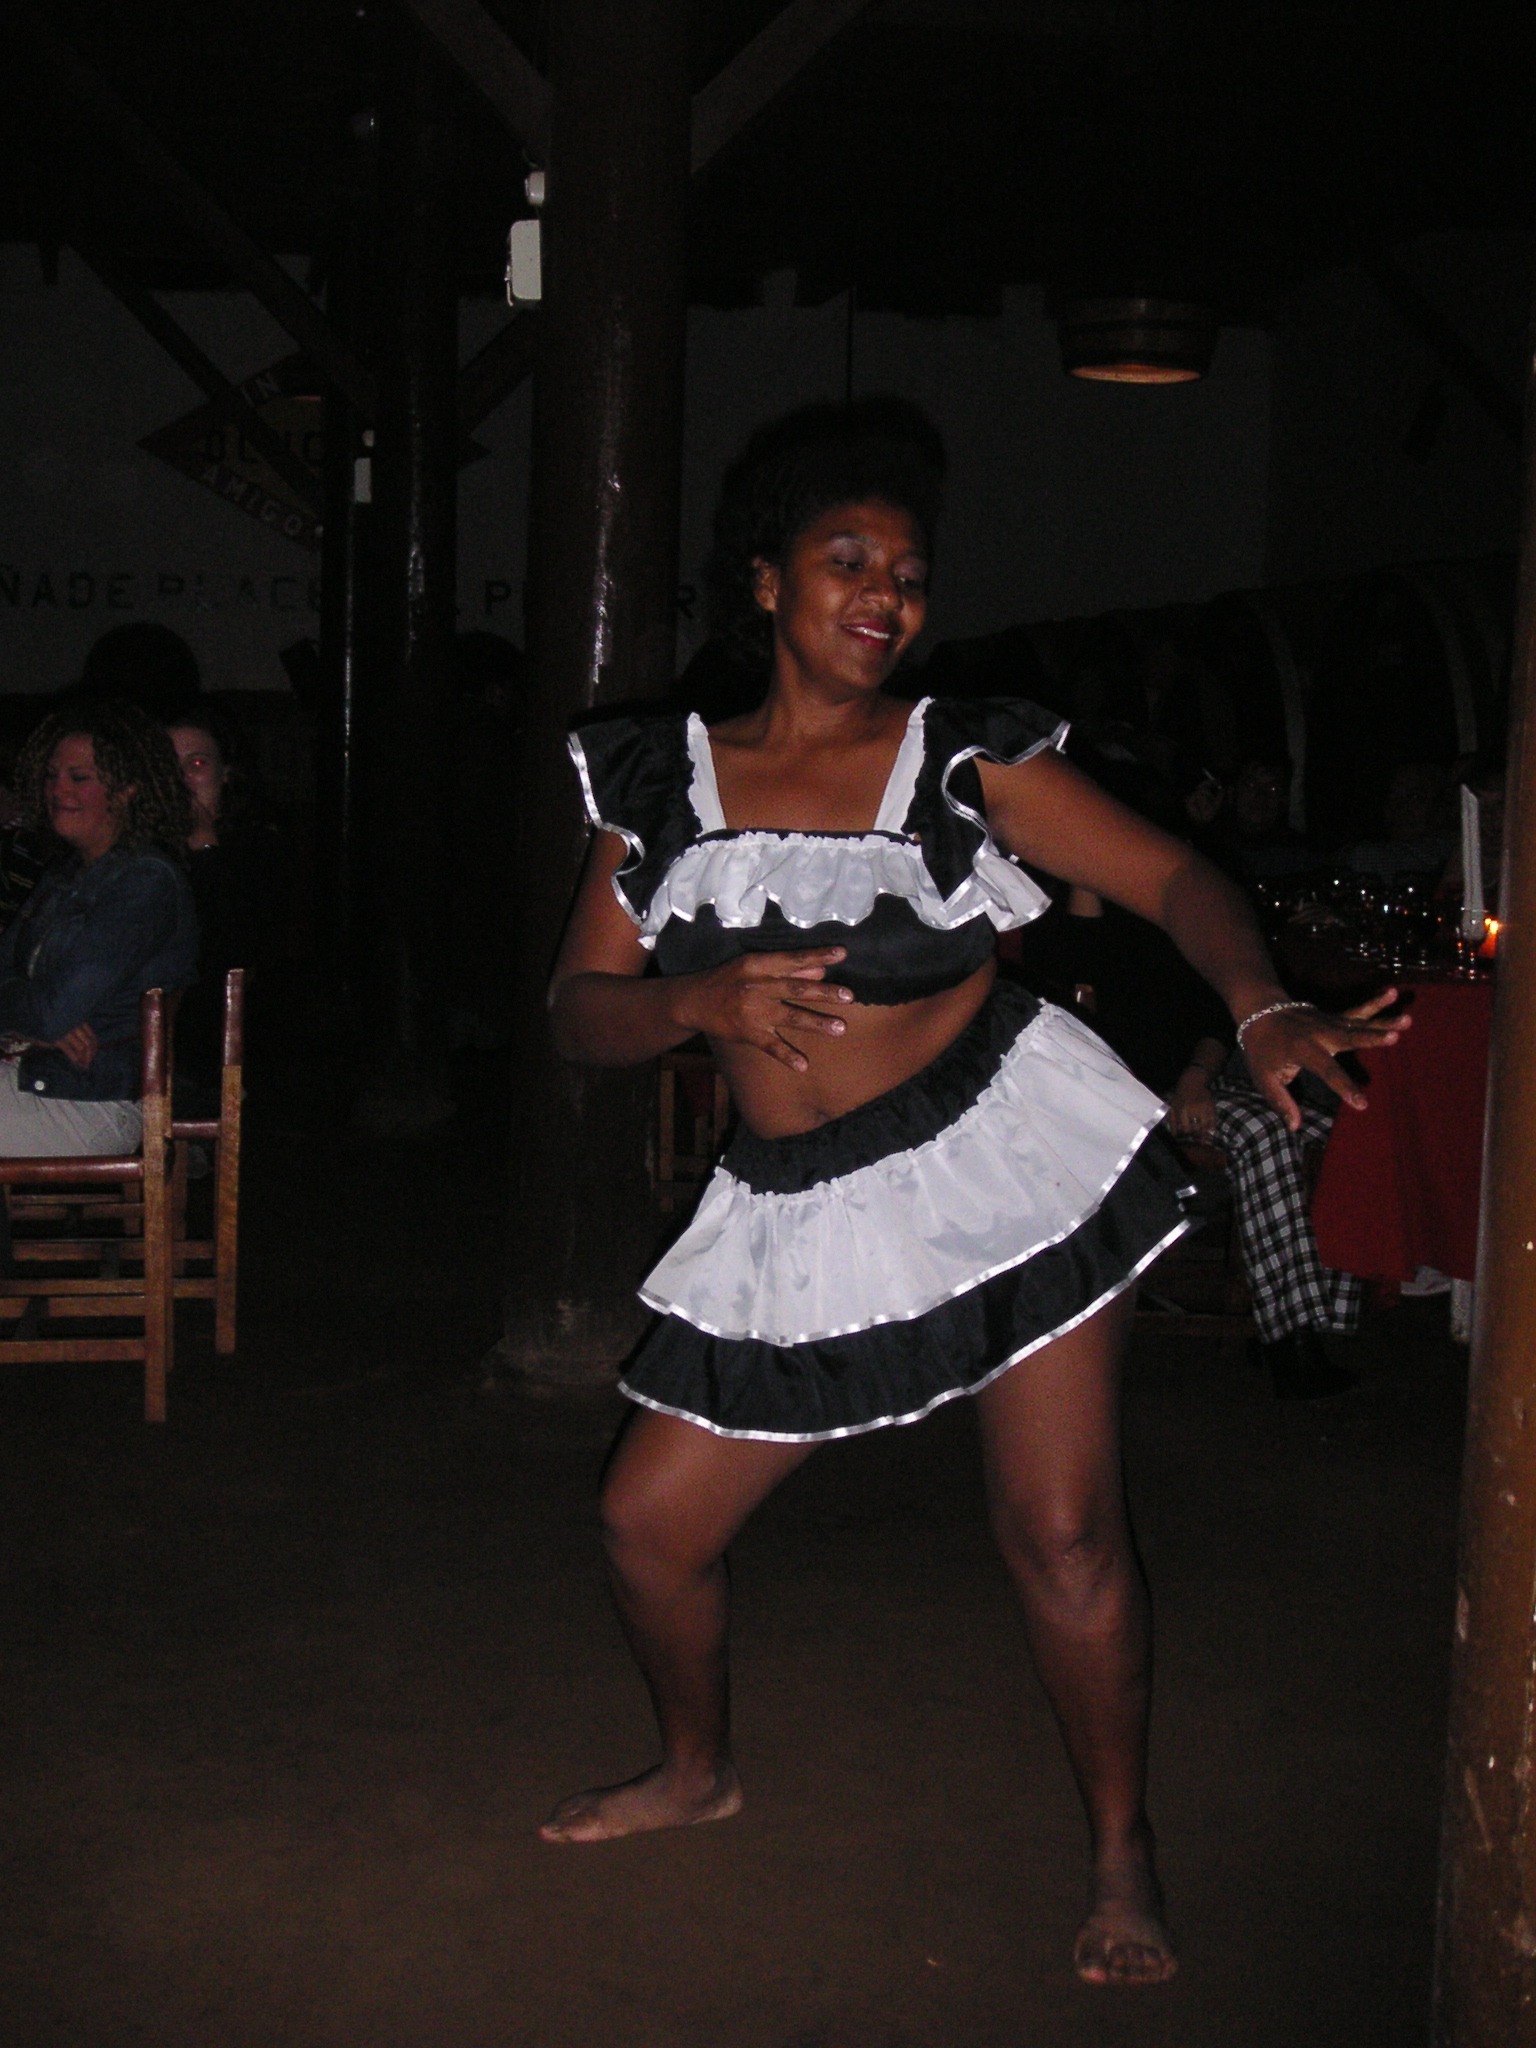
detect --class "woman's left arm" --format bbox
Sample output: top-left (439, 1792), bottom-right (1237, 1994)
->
top-left (978, 750), bottom-right (1408, 1129)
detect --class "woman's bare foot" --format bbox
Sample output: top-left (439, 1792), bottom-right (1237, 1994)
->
top-left (539, 1762), bottom-right (743, 1844)
top-left (1073, 1839), bottom-right (1178, 1985)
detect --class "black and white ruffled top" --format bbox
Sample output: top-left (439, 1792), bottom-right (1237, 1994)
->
top-left (567, 695), bottom-right (1067, 1005)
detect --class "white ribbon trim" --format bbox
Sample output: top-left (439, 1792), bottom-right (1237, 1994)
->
top-left (566, 729), bottom-right (646, 927)
top-left (622, 1217), bottom-right (1189, 1443)
top-left (572, 698), bottom-right (1069, 937)
top-left (640, 1002), bottom-right (1169, 1345)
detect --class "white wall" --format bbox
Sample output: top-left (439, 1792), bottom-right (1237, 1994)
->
top-left (3, 237), bottom-right (1520, 700)
top-left (458, 296), bottom-right (532, 651)
top-left (679, 286), bottom-right (1272, 660)
top-left (0, 247), bottom-right (321, 694)
top-left (0, 254), bottom-right (1271, 693)
top-left (0, 256), bottom-right (537, 694)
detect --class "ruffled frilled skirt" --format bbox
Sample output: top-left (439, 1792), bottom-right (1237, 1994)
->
top-left (623, 979), bottom-right (1193, 1442)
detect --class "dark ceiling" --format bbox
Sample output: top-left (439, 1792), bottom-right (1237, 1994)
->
top-left (2, 0), bottom-right (1533, 317)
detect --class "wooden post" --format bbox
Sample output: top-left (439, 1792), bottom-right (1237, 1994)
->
top-left (317, 166), bottom-right (378, 1022)
top-left (503, 0), bottom-right (691, 1382)
top-left (317, 368), bottom-right (369, 1014)
top-left (1433, 293), bottom-right (1536, 2041)
top-left (352, 20), bottom-right (460, 1129)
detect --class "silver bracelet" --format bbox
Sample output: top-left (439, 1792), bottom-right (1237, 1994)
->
top-left (1235, 999), bottom-right (1314, 1050)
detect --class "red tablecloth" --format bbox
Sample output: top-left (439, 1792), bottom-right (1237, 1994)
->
top-left (1310, 978), bottom-right (1492, 1284)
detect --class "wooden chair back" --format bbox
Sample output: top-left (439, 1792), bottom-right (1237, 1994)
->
top-left (0, 987), bottom-right (176, 1419)
top-left (655, 1045), bottom-right (731, 1213)
top-left (169, 967), bottom-right (245, 1353)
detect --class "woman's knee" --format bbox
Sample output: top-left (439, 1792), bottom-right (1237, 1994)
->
top-left (598, 1466), bottom-right (721, 1587)
top-left (990, 1492), bottom-right (1131, 1610)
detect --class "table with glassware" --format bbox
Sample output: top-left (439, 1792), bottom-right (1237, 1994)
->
top-left (1254, 868), bottom-right (1480, 987)
top-left (1251, 869), bottom-right (1494, 1287)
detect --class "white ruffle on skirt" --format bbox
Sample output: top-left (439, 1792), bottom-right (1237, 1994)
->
top-left (641, 1001), bottom-right (1170, 1346)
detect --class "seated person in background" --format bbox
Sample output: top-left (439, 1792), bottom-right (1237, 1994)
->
top-left (0, 809), bottom-right (48, 937)
top-left (0, 743), bottom-right (49, 934)
top-left (1008, 882), bottom-right (1232, 1100)
top-left (1212, 756), bottom-right (1316, 882)
top-left (165, 712), bottom-right (286, 1112)
top-left (0, 701), bottom-right (196, 1156)
top-left (1205, 1048), bottom-right (1362, 1400)
top-left (78, 621), bottom-right (204, 723)
top-left (1338, 760), bottom-right (1455, 880)
top-left (1012, 885), bottom-right (1360, 1399)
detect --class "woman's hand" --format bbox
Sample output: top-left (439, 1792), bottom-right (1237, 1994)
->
top-left (552, 832), bottom-right (852, 1072)
top-left (1166, 1035), bottom-right (1228, 1139)
top-left (1241, 988), bottom-right (1408, 1131)
top-left (1167, 1067), bottom-right (1218, 1140)
top-left (675, 948), bottom-right (854, 1074)
top-left (52, 1022), bottom-right (98, 1070)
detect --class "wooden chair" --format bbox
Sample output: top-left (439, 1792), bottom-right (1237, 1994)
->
top-left (1135, 1135), bottom-right (1255, 1336)
top-left (1136, 1123), bottom-right (1333, 1338)
top-left (1046, 980), bottom-right (1253, 1335)
top-left (169, 967), bottom-right (244, 1355)
top-left (0, 987), bottom-right (176, 1420)
top-left (654, 1043), bottom-right (731, 1213)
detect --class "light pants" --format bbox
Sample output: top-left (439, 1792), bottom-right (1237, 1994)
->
top-left (0, 1060), bottom-right (140, 1157)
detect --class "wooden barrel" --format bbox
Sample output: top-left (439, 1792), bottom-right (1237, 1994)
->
top-left (916, 614), bottom-right (1095, 721)
top-left (1303, 561), bottom-right (1512, 848)
top-left (916, 555), bottom-right (1512, 850)
top-left (1191, 583), bottom-right (1348, 833)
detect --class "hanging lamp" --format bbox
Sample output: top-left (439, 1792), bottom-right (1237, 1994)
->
top-left (1058, 296), bottom-right (1217, 384)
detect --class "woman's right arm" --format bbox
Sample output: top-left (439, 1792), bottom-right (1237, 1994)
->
top-left (0, 862), bottom-right (179, 1046)
top-left (548, 830), bottom-right (852, 1071)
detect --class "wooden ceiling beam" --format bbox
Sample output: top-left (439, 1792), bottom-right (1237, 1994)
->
top-left (456, 0), bottom-right (876, 424)
top-left (457, 312), bottom-right (540, 436)
top-left (69, 232), bottom-right (324, 515)
top-left (404, 0), bottom-right (873, 183)
top-left (691, 0), bottom-right (873, 175)
top-left (399, 0), bottom-right (552, 164)
top-left (13, 2), bottom-right (378, 418)
top-left (1363, 253), bottom-right (1523, 449)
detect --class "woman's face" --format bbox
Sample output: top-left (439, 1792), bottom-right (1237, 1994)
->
top-left (753, 499), bottom-right (928, 693)
top-left (167, 725), bottom-right (228, 832)
top-left (1232, 762), bottom-right (1285, 839)
top-left (44, 734), bottom-right (125, 864)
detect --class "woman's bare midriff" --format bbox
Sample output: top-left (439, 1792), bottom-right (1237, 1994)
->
top-left (710, 958), bottom-right (998, 1139)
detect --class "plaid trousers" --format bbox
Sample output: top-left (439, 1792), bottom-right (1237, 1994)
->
top-left (1210, 1073), bottom-right (1365, 1344)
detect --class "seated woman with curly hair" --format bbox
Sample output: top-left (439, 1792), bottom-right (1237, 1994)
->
top-left (0, 698), bottom-right (198, 1156)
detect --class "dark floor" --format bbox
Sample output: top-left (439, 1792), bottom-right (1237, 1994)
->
top-left (0, 1061), bottom-right (1463, 2048)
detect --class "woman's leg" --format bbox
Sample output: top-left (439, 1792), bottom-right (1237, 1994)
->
top-left (0, 1062), bottom-right (140, 1157)
top-left (1211, 1077), bottom-right (1363, 1343)
top-left (973, 1289), bottom-right (1176, 1985)
top-left (541, 1406), bottom-right (814, 1842)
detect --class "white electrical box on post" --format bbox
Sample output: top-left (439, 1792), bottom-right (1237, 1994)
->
top-left (506, 170), bottom-right (546, 306)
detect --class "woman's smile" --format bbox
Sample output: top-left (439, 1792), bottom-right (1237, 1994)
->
top-left (842, 615), bottom-right (899, 647)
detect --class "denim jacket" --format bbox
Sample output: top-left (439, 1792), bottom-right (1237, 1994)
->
top-left (0, 845), bottom-right (199, 1101)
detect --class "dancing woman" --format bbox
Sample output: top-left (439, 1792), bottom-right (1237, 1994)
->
top-left (541, 401), bottom-right (1402, 1983)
